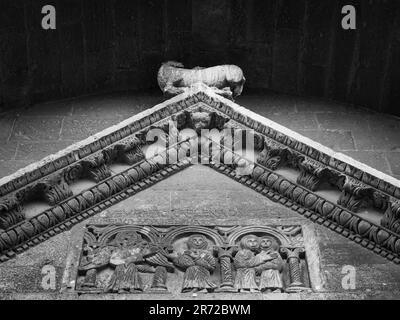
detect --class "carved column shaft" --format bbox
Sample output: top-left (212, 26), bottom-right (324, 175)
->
top-left (214, 246), bottom-right (237, 293)
top-left (219, 256), bottom-right (233, 286)
top-left (287, 255), bottom-right (303, 287)
top-left (281, 247), bottom-right (310, 293)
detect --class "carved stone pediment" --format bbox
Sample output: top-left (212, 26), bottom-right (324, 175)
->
top-left (0, 83), bottom-right (400, 267)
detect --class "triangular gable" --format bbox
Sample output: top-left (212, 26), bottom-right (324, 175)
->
top-left (0, 83), bottom-right (400, 264)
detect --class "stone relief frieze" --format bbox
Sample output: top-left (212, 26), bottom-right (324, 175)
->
top-left (75, 225), bottom-right (311, 294)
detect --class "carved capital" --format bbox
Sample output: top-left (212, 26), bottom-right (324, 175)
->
top-left (0, 196), bottom-right (24, 230)
top-left (63, 163), bottom-right (84, 184)
top-left (297, 158), bottom-right (343, 192)
top-left (382, 200), bottom-right (400, 234)
top-left (117, 136), bottom-right (145, 165)
top-left (257, 139), bottom-right (300, 171)
top-left (83, 153), bottom-right (111, 182)
top-left (39, 176), bottom-right (73, 206)
top-left (338, 178), bottom-right (389, 212)
top-left (280, 247), bottom-right (305, 260)
top-left (213, 245), bottom-right (238, 260)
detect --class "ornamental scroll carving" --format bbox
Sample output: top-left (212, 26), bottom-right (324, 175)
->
top-left (75, 225), bottom-right (312, 294)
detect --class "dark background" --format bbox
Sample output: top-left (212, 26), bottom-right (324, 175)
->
top-left (1, 0), bottom-right (399, 116)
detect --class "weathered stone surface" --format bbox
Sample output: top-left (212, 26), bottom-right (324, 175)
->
top-left (0, 144), bottom-right (17, 161)
top-left (0, 115), bottom-right (15, 140)
top-left (96, 166), bottom-right (300, 225)
top-left (236, 93), bottom-right (297, 116)
top-left (316, 113), bottom-right (370, 132)
top-left (10, 117), bottom-right (63, 141)
top-left (0, 84), bottom-right (399, 301)
top-left (0, 160), bottom-right (32, 179)
top-left (352, 129), bottom-right (400, 152)
top-left (297, 130), bottom-right (355, 152)
top-left (71, 92), bottom-right (163, 118)
top-left (0, 167), bottom-right (399, 298)
top-left (158, 62), bottom-right (245, 99)
top-left (21, 100), bottom-right (73, 117)
top-left (1, 230), bottom-right (72, 268)
top-left (267, 113), bottom-right (318, 130)
top-left (0, 266), bottom-right (64, 293)
top-left (387, 153), bottom-right (400, 176)
top-left (343, 151), bottom-right (392, 175)
top-left (61, 117), bottom-right (125, 140)
top-left (15, 141), bottom-right (76, 161)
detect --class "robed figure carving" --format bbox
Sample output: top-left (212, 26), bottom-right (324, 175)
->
top-left (255, 237), bottom-right (284, 293)
top-left (173, 234), bottom-right (217, 293)
top-left (233, 235), bottom-right (273, 293)
top-left (106, 232), bottom-right (155, 293)
top-left (78, 244), bottom-right (114, 288)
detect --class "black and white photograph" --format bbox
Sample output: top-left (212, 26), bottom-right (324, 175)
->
top-left (0, 0), bottom-right (399, 308)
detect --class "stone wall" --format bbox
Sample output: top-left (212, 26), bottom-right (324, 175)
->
top-left (1, 166), bottom-right (400, 299)
top-left (1, 0), bottom-right (400, 116)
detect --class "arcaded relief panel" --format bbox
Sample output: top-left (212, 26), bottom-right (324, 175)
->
top-left (75, 225), bottom-right (312, 294)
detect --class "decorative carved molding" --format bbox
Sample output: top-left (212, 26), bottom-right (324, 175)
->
top-left (297, 158), bottom-right (345, 192)
top-left (82, 153), bottom-right (111, 183)
top-left (0, 154), bottom-right (192, 261)
top-left (75, 224), bottom-right (311, 294)
top-left (0, 85), bottom-right (399, 266)
top-left (382, 201), bottom-right (400, 234)
top-left (338, 178), bottom-right (389, 213)
top-left (0, 197), bottom-right (24, 230)
top-left (257, 138), bottom-right (300, 171)
top-left (211, 159), bottom-right (400, 264)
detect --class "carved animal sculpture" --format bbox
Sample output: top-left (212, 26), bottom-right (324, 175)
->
top-left (157, 61), bottom-right (246, 99)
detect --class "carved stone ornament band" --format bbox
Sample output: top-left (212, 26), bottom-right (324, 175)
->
top-left (0, 83), bottom-right (400, 267)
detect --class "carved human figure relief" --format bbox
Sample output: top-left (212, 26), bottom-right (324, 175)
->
top-left (255, 237), bottom-right (284, 293)
top-left (144, 244), bottom-right (175, 292)
top-left (106, 232), bottom-right (155, 293)
top-left (78, 244), bottom-right (113, 288)
top-left (233, 235), bottom-right (267, 293)
top-left (172, 234), bottom-right (217, 293)
top-left (75, 225), bottom-right (312, 294)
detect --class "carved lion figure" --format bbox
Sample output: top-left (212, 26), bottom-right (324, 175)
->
top-left (157, 61), bottom-right (246, 99)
